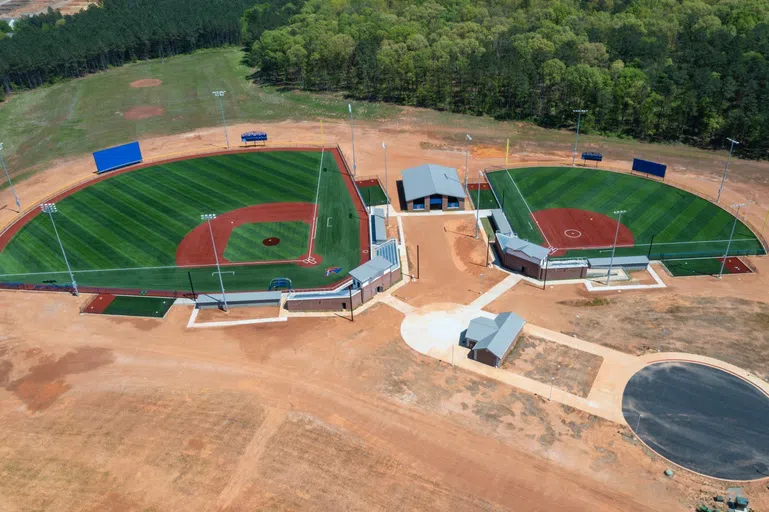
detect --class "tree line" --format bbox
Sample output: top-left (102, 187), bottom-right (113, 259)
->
top-left (246, 0), bottom-right (769, 159)
top-left (0, 0), bottom-right (254, 94)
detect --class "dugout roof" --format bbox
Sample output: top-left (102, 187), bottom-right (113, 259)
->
top-left (497, 233), bottom-right (550, 263)
top-left (401, 164), bottom-right (466, 202)
top-left (349, 256), bottom-right (393, 284)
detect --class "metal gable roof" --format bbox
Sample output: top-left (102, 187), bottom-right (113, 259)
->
top-left (497, 233), bottom-right (550, 262)
top-left (401, 164), bottom-right (467, 202)
top-left (349, 256), bottom-right (392, 283)
top-left (471, 312), bottom-right (525, 359)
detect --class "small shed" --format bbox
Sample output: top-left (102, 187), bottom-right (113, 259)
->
top-left (464, 312), bottom-right (525, 367)
top-left (401, 164), bottom-right (466, 212)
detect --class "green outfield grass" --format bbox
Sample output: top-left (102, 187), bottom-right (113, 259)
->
top-left (223, 221), bottom-right (310, 262)
top-left (486, 167), bottom-right (765, 259)
top-left (102, 296), bottom-right (174, 317)
top-left (0, 150), bottom-right (362, 292)
top-left (358, 183), bottom-right (389, 207)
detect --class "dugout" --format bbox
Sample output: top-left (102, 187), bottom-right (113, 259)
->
top-left (588, 255), bottom-right (649, 271)
top-left (490, 209), bottom-right (513, 236)
top-left (401, 164), bottom-right (466, 212)
top-left (495, 233), bottom-right (588, 280)
top-left (196, 291), bottom-right (281, 309)
top-left (371, 208), bottom-right (387, 244)
top-left (285, 241), bottom-right (401, 312)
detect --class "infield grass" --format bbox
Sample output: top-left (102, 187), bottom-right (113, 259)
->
top-left (487, 167), bottom-right (765, 259)
top-left (0, 150), bottom-right (362, 292)
top-left (224, 221), bottom-right (310, 262)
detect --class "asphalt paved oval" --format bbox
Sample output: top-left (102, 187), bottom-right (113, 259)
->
top-left (622, 361), bottom-right (769, 480)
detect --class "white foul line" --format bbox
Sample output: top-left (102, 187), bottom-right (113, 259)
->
top-left (505, 170), bottom-right (551, 248)
top-left (309, 148), bottom-right (325, 253)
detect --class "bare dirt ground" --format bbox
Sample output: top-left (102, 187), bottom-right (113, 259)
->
top-left (503, 334), bottom-right (604, 398)
top-left (194, 305), bottom-right (281, 323)
top-left (394, 215), bottom-right (506, 307)
top-left (6, 290), bottom-right (766, 510)
top-left (123, 105), bottom-right (165, 121)
top-left (0, 0), bottom-right (92, 17)
top-left (129, 78), bottom-right (162, 88)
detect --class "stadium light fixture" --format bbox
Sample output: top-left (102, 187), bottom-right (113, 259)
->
top-left (716, 138), bottom-right (739, 203)
top-left (348, 104), bottom-right (357, 177)
top-left (0, 143), bottom-right (20, 212)
top-left (41, 202), bottom-right (78, 296)
top-left (382, 142), bottom-right (389, 225)
top-left (605, 209), bottom-right (627, 287)
top-left (201, 213), bottom-right (229, 312)
top-left (212, 91), bottom-right (230, 150)
top-left (464, 134), bottom-right (472, 190)
top-left (572, 109), bottom-right (588, 167)
top-left (718, 203), bottom-right (747, 279)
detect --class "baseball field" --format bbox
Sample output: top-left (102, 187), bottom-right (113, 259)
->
top-left (486, 166), bottom-right (766, 259)
top-left (0, 148), bottom-right (368, 294)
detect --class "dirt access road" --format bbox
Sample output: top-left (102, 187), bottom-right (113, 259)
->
top-left (0, 290), bottom-right (673, 511)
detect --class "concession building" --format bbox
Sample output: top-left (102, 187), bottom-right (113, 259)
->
top-left (463, 312), bottom-right (525, 367)
top-left (401, 164), bottom-right (466, 212)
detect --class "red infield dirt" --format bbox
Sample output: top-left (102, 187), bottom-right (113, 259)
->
top-left (355, 178), bottom-right (380, 187)
top-left (130, 79), bottom-right (162, 88)
top-left (533, 208), bottom-right (634, 255)
top-left (123, 105), bottom-right (165, 120)
top-left (467, 182), bottom-right (491, 190)
top-left (82, 294), bottom-right (116, 314)
top-left (720, 256), bottom-right (753, 274)
top-left (176, 203), bottom-right (320, 267)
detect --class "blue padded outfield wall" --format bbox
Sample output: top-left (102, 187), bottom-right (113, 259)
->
top-left (93, 141), bottom-right (143, 174)
top-left (632, 158), bottom-right (667, 179)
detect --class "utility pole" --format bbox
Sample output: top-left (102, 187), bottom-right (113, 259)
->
top-left (606, 209), bottom-right (627, 286)
top-left (717, 138), bottom-right (739, 203)
top-left (479, 273), bottom-right (484, 295)
top-left (0, 143), bottom-right (20, 211)
top-left (382, 142), bottom-right (389, 225)
top-left (718, 203), bottom-right (747, 279)
top-left (475, 171), bottom-right (482, 239)
top-left (349, 285), bottom-right (354, 321)
top-left (201, 213), bottom-right (228, 312)
top-left (212, 91), bottom-right (229, 149)
top-left (572, 109), bottom-right (587, 167)
top-left (348, 104), bottom-right (357, 177)
top-left (464, 134), bottom-right (472, 190)
top-left (41, 203), bottom-right (78, 296)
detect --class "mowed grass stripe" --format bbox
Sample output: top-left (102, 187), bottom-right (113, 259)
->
top-left (487, 167), bottom-right (764, 259)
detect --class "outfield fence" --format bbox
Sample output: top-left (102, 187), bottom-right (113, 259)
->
top-left (483, 162), bottom-right (769, 254)
top-left (0, 144), bottom-right (368, 296)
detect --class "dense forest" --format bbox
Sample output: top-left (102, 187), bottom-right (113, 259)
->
top-left (0, 0), bottom-right (253, 93)
top-left (2, 0), bottom-right (769, 158)
top-left (246, 0), bottom-right (769, 159)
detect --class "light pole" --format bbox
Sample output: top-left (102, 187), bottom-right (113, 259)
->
top-left (348, 104), bottom-right (357, 177)
top-left (659, 328), bottom-right (670, 353)
top-left (212, 91), bottom-right (229, 149)
top-left (382, 142), bottom-right (389, 225)
top-left (717, 138), bottom-right (739, 203)
top-left (479, 273), bottom-right (484, 295)
top-left (41, 203), bottom-right (78, 296)
top-left (606, 209), bottom-right (627, 286)
top-left (201, 213), bottom-right (229, 312)
top-left (718, 203), bottom-right (747, 279)
top-left (464, 134), bottom-right (472, 190)
top-left (475, 170), bottom-right (482, 239)
top-left (572, 109), bottom-right (587, 167)
top-left (548, 365), bottom-right (560, 401)
top-left (0, 143), bottom-right (20, 211)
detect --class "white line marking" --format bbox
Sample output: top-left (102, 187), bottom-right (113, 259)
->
top-left (309, 148), bottom-right (325, 250)
top-left (505, 170), bottom-right (551, 248)
top-left (327, 217), bottom-right (332, 228)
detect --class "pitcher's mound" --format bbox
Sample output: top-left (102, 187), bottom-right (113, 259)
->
top-left (130, 79), bottom-right (162, 88)
top-left (123, 106), bottom-right (165, 120)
